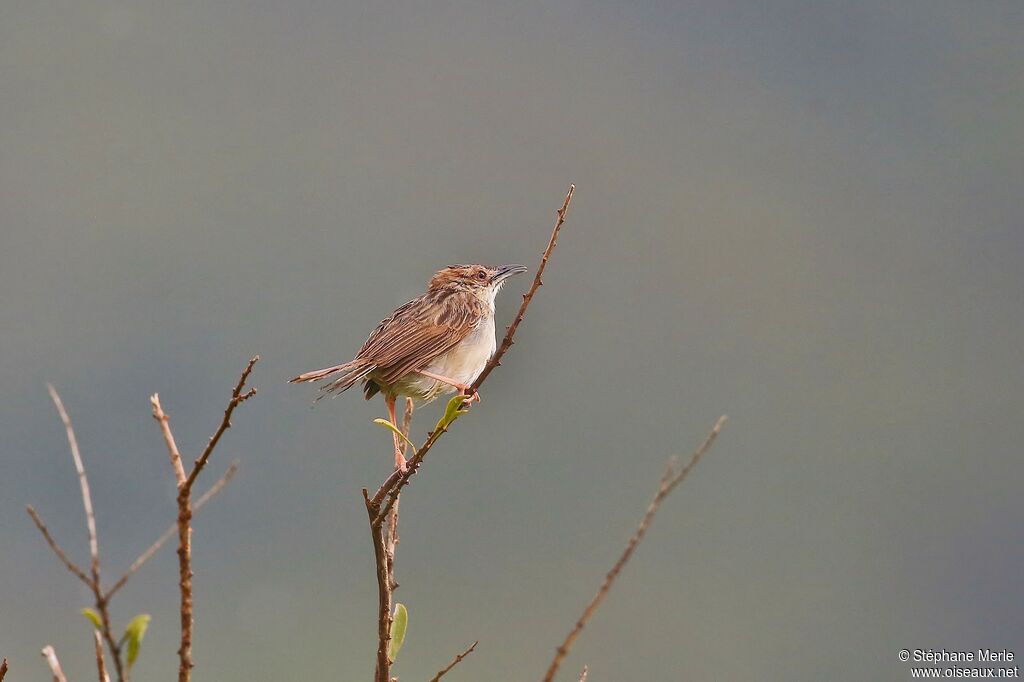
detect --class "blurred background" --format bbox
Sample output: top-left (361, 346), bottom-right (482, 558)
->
top-left (2, 1), bottom-right (1022, 680)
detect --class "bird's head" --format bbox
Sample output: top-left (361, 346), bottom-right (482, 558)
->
top-left (428, 264), bottom-right (528, 303)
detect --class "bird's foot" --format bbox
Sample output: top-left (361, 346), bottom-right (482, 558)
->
top-left (462, 389), bottom-right (481, 406)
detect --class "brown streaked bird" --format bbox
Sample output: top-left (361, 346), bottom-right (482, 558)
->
top-left (290, 263), bottom-right (527, 471)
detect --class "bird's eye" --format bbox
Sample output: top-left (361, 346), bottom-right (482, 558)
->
top-left (476, 271), bottom-right (487, 280)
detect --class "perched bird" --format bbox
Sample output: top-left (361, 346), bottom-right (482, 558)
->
top-left (290, 263), bottom-right (527, 470)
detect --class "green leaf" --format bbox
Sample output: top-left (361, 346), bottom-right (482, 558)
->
top-left (435, 394), bottom-right (470, 432)
top-left (373, 418), bottom-right (416, 450)
top-left (388, 603), bottom-right (408, 663)
top-left (123, 614), bottom-right (151, 670)
top-left (81, 608), bottom-right (102, 630)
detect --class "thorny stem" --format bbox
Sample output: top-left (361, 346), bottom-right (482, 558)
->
top-left (472, 183), bottom-right (574, 389)
top-left (364, 489), bottom-right (395, 682)
top-left (152, 356), bottom-right (258, 682)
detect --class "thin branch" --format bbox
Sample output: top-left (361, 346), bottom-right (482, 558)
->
top-left (363, 489), bottom-right (394, 682)
top-left (150, 394), bottom-right (186, 487)
top-left (368, 184), bottom-right (576, 526)
top-left (1, 657), bottom-right (8, 682)
top-left (365, 398), bottom-right (411, 682)
top-left (540, 416), bottom-right (728, 682)
top-left (473, 183), bottom-right (574, 389)
top-left (429, 641), bottom-right (478, 682)
top-left (26, 506), bottom-right (92, 587)
top-left (41, 646), bottom-right (68, 682)
top-left (368, 427), bottom-right (438, 521)
top-left (167, 357), bottom-right (257, 682)
top-left (47, 385), bottom-right (100, 583)
top-left (384, 499), bottom-right (399, 591)
top-left (94, 584), bottom-right (124, 682)
top-left (94, 631), bottom-right (111, 682)
top-left (183, 355), bottom-right (258, 492)
top-left (37, 389), bottom-right (126, 681)
top-left (105, 461), bottom-right (240, 600)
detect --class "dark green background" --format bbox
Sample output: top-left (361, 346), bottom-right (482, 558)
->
top-left (2, 1), bottom-right (1021, 679)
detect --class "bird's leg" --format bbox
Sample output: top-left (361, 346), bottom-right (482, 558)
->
top-left (401, 398), bottom-right (415, 452)
top-left (415, 369), bottom-right (481, 404)
top-left (386, 395), bottom-right (407, 472)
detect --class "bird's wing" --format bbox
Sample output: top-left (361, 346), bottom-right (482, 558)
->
top-left (356, 291), bottom-right (483, 385)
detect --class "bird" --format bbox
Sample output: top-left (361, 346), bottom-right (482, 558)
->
top-left (290, 263), bottom-right (527, 471)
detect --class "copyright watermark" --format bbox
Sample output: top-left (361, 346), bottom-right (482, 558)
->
top-left (899, 649), bottom-right (1018, 678)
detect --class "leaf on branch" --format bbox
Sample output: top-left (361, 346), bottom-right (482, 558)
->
top-left (81, 608), bottom-right (102, 630)
top-left (435, 394), bottom-right (470, 432)
top-left (123, 613), bottom-right (151, 670)
top-left (388, 603), bottom-right (408, 663)
top-left (373, 418), bottom-right (416, 450)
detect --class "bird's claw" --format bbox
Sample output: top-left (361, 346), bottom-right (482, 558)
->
top-left (461, 389), bottom-right (481, 406)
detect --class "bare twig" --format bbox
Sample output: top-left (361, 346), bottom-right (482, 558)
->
top-left (1, 657), bottom-right (8, 682)
top-left (94, 588), bottom-right (123, 682)
top-left (105, 461), bottom-right (240, 600)
top-left (159, 357), bottom-right (257, 682)
top-left (369, 184), bottom-right (576, 526)
top-left (540, 416), bottom-right (728, 682)
top-left (363, 489), bottom-right (395, 682)
top-left (41, 387), bottom-right (126, 682)
top-left (384, 499), bottom-right (399, 591)
top-left (365, 399), bottom-right (412, 682)
top-left (32, 378), bottom-right (253, 682)
top-left (473, 183), bottom-right (574, 389)
top-left (184, 356), bottom-right (258, 491)
top-left (26, 506), bottom-right (92, 587)
top-left (94, 631), bottom-right (111, 682)
top-left (150, 394), bottom-right (186, 487)
top-left (429, 641), bottom-right (478, 682)
top-left (48, 385), bottom-right (100, 582)
top-left (41, 646), bottom-right (68, 682)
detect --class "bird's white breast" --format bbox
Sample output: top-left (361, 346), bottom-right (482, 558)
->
top-left (431, 315), bottom-right (496, 386)
top-left (399, 314), bottom-right (496, 403)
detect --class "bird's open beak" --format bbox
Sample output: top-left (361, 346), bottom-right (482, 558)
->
top-left (493, 264), bottom-right (528, 283)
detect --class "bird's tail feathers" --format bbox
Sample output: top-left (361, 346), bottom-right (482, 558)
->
top-left (289, 359), bottom-right (377, 399)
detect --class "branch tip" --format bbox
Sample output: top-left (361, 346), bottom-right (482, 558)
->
top-left (429, 640), bottom-right (479, 682)
top-left (41, 645), bottom-right (68, 682)
top-left (540, 417), bottom-right (728, 682)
